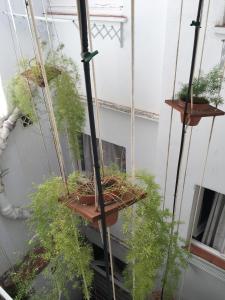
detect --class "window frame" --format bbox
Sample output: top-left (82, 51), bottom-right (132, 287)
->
top-left (189, 185), bottom-right (225, 270)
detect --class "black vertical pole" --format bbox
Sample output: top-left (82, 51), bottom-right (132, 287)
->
top-left (76, 1), bottom-right (112, 299)
top-left (161, 0), bottom-right (204, 299)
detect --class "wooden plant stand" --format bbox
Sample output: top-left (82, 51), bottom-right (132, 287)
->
top-left (165, 99), bottom-right (225, 126)
top-left (62, 187), bottom-right (146, 228)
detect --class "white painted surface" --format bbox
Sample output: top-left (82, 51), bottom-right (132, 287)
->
top-left (0, 76), bottom-right (8, 118)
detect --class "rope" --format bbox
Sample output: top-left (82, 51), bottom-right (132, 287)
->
top-left (163, 0), bottom-right (184, 209)
top-left (177, 0), bottom-right (212, 229)
top-left (25, 0), bottom-right (68, 190)
top-left (41, 0), bottom-right (54, 54)
top-left (76, 1), bottom-right (111, 299)
top-left (130, 1), bottom-right (136, 298)
top-left (85, 0), bottom-right (104, 211)
top-left (188, 117), bottom-right (215, 250)
top-left (187, 39), bottom-right (225, 248)
top-left (131, 0), bottom-right (135, 181)
top-left (85, 3), bottom-right (116, 299)
top-left (176, 126), bottom-right (193, 233)
top-left (107, 228), bottom-right (116, 300)
top-left (86, 0), bottom-right (104, 171)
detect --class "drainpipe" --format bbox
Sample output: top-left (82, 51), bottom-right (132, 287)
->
top-left (0, 108), bottom-right (30, 220)
top-left (0, 286), bottom-right (13, 300)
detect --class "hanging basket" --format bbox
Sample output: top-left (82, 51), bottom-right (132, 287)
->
top-left (21, 64), bottom-right (61, 87)
top-left (61, 175), bottom-right (146, 228)
top-left (165, 99), bottom-right (225, 126)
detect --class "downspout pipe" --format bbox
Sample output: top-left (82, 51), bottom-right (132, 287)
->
top-left (0, 108), bottom-right (30, 220)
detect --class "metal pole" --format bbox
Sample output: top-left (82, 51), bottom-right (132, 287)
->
top-left (76, 1), bottom-right (112, 299)
top-left (161, 0), bottom-right (204, 299)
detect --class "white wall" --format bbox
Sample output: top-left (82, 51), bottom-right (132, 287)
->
top-left (51, 0), bottom-right (168, 113)
top-left (157, 0), bottom-right (225, 241)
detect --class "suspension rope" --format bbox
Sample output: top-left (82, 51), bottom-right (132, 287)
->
top-left (85, 2), bottom-right (116, 298)
top-left (163, 0), bottom-right (184, 210)
top-left (176, 126), bottom-right (193, 233)
top-left (188, 117), bottom-right (215, 249)
top-left (86, 0), bottom-right (104, 171)
top-left (25, 0), bottom-right (68, 190)
top-left (85, 0), bottom-right (104, 212)
top-left (130, 1), bottom-right (136, 298)
top-left (177, 0), bottom-right (212, 230)
top-left (41, 0), bottom-right (54, 54)
top-left (107, 228), bottom-right (116, 300)
top-left (161, 1), bottom-right (204, 299)
top-left (187, 39), bottom-right (225, 246)
top-left (131, 0), bottom-right (135, 181)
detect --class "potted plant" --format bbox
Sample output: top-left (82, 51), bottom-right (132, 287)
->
top-left (63, 170), bottom-right (146, 228)
top-left (165, 66), bottom-right (225, 126)
top-left (123, 173), bottom-right (188, 300)
top-left (8, 43), bottom-right (85, 159)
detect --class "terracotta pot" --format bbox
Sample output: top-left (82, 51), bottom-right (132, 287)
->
top-left (21, 65), bottom-right (61, 87)
top-left (77, 191), bottom-right (118, 206)
top-left (92, 211), bottom-right (119, 229)
top-left (178, 99), bottom-right (209, 126)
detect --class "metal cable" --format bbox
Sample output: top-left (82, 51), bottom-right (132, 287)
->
top-left (25, 0), bottom-right (68, 190)
top-left (163, 0), bottom-right (184, 210)
top-left (161, 1), bottom-right (205, 299)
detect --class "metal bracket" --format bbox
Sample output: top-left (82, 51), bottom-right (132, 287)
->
top-left (190, 20), bottom-right (201, 27)
top-left (82, 50), bottom-right (99, 62)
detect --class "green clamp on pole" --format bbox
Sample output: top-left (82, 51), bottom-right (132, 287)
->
top-left (190, 20), bottom-right (201, 27)
top-left (82, 50), bottom-right (99, 63)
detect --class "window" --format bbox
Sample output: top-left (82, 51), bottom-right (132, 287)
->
top-left (80, 133), bottom-right (126, 173)
top-left (191, 186), bottom-right (225, 269)
top-left (0, 75), bottom-right (8, 118)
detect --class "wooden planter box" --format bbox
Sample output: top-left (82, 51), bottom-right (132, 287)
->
top-left (165, 99), bottom-right (225, 126)
top-left (61, 177), bottom-right (146, 228)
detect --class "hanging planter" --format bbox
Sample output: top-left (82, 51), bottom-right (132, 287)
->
top-left (8, 43), bottom-right (85, 159)
top-left (61, 173), bottom-right (146, 228)
top-left (165, 99), bottom-right (225, 126)
top-left (21, 63), bottom-right (61, 87)
top-left (165, 66), bottom-right (225, 126)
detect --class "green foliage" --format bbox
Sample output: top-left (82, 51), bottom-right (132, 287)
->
top-left (177, 66), bottom-right (224, 106)
top-left (206, 66), bottom-right (224, 106)
top-left (29, 174), bottom-right (93, 299)
top-left (123, 173), bottom-right (188, 300)
top-left (8, 75), bottom-right (36, 120)
top-left (8, 44), bottom-right (85, 159)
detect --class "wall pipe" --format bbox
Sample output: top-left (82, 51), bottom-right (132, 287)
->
top-left (0, 108), bottom-right (30, 220)
top-left (76, 0), bottom-right (112, 299)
